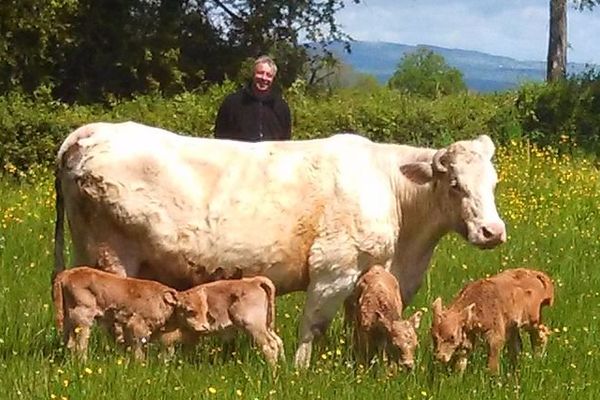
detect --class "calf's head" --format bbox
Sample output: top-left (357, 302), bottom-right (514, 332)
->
top-left (400, 135), bottom-right (506, 249)
top-left (430, 297), bottom-right (475, 364)
top-left (174, 288), bottom-right (211, 333)
top-left (387, 310), bottom-right (422, 370)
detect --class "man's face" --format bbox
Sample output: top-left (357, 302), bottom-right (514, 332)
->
top-left (253, 62), bottom-right (275, 93)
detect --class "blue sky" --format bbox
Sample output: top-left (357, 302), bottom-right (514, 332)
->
top-left (337, 0), bottom-right (600, 64)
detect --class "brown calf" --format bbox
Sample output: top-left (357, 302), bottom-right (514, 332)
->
top-left (346, 265), bottom-right (422, 370)
top-left (431, 268), bottom-right (554, 373)
top-left (162, 276), bottom-right (285, 366)
top-left (52, 267), bottom-right (178, 361)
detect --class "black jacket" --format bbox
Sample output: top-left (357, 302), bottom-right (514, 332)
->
top-left (214, 84), bottom-right (291, 142)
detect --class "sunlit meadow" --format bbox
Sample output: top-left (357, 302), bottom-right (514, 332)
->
top-left (1, 139), bottom-right (599, 399)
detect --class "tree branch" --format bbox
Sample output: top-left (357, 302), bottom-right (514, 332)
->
top-left (211, 0), bottom-right (244, 22)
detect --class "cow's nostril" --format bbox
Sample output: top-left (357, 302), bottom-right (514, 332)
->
top-left (481, 226), bottom-right (494, 239)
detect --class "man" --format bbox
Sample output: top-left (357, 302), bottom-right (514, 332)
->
top-left (214, 56), bottom-right (292, 142)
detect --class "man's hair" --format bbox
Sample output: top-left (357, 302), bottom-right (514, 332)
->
top-left (254, 55), bottom-right (278, 76)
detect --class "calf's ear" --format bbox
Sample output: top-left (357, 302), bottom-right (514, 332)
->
top-left (432, 297), bottom-right (443, 320)
top-left (400, 162), bottom-right (434, 185)
top-left (410, 310), bottom-right (423, 330)
top-left (463, 303), bottom-right (476, 325)
top-left (164, 291), bottom-right (178, 306)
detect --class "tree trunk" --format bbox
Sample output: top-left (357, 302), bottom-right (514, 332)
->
top-left (547, 0), bottom-right (567, 82)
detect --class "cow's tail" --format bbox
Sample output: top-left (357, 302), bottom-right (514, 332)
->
top-left (258, 277), bottom-right (277, 330)
top-left (536, 271), bottom-right (555, 307)
top-left (53, 172), bottom-right (65, 284)
top-left (52, 272), bottom-right (65, 333)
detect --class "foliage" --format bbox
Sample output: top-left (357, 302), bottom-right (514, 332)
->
top-left (515, 67), bottom-right (600, 154)
top-left (0, 84), bottom-right (520, 175)
top-left (387, 47), bottom-right (467, 98)
top-left (0, 0), bottom-right (360, 103)
top-left (1, 140), bottom-right (600, 398)
top-left (574, 0), bottom-right (600, 10)
top-left (6, 68), bottom-right (600, 176)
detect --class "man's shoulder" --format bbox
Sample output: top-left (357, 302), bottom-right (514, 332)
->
top-left (272, 92), bottom-right (290, 112)
top-left (220, 87), bottom-right (246, 108)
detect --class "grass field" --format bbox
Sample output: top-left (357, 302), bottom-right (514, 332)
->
top-left (1, 140), bottom-right (599, 399)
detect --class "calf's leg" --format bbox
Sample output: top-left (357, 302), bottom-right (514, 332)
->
top-left (252, 329), bottom-right (282, 366)
top-left (485, 332), bottom-right (505, 374)
top-left (529, 323), bottom-right (551, 356)
top-left (506, 327), bottom-right (523, 366)
top-left (123, 316), bottom-right (152, 361)
top-left (66, 306), bottom-right (96, 361)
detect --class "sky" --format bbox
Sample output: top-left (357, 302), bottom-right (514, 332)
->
top-left (337, 0), bottom-right (600, 64)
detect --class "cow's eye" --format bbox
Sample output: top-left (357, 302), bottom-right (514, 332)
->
top-left (449, 178), bottom-right (464, 194)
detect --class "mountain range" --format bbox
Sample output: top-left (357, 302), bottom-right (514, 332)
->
top-left (327, 41), bottom-right (595, 92)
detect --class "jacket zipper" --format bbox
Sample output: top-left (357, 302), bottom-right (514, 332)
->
top-left (258, 102), bottom-right (263, 140)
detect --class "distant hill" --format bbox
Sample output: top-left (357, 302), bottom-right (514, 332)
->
top-left (326, 41), bottom-right (595, 92)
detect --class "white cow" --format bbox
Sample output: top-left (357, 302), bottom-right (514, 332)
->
top-left (53, 121), bottom-right (506, 368)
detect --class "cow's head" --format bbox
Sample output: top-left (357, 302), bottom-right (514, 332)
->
top-left (388, 310), bottom-right (422, 371)
top-left (174, 288), bottom-right (211, 333)
top-left (430, 297), bottom-right (474, 364)
top-left (400, 135), bottom-right (506, 249)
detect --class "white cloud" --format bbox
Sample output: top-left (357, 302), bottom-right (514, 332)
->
top-left (337, 0), bottom-right (600, 64)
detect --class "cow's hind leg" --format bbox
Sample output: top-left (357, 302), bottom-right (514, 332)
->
top-left (293, 273), bottom-right (357, 369)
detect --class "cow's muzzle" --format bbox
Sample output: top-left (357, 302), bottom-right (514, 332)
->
top-left (471, 220), bottom-right (506, 249)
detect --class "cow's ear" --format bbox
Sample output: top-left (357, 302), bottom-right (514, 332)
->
top-left (432, 297), bottom-right (443, 321)
top-left (463, 303), bottom-right (476, 325)
top-left (400, 162), bottom-right (434, 185)
top-left (410, 310), bottom-right (423, 330)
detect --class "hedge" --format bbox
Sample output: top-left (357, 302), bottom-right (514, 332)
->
top-left (2, 78), bottom-right (598, 175)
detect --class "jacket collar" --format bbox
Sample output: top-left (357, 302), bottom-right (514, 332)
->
top-left (243, 82), bottom-right (277, 103)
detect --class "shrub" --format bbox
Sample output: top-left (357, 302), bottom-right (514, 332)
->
top-left (387, 47), bottom-right (467, 99)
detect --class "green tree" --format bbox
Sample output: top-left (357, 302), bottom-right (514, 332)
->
top-left (387, 47), bottom-right (466, 98)
top-left (0, 0), bottom-right (360, 102)
top-left (0, 0), bottom-right (77, 94)
top-left (207, 0), bottom-right (360, 88)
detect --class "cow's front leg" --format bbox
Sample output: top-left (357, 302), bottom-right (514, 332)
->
top-left (293, 272), bottom-right (357, 369)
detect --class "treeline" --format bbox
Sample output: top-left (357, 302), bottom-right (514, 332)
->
top-left (0, 0), bottom-right (352, 103)
top-left (3, 72), bottom-right (600, 176)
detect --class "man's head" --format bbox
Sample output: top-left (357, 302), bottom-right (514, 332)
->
top-left (252, 55), bottom-right (277, 94)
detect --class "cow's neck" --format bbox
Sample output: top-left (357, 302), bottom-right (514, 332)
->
top-left (392, 176), bottom-right (451, 304)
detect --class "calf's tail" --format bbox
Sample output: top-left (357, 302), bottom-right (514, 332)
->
top-left (52, 273), bottom-right (65, 333)
top-left (258, 278), bottom-right (277, 330)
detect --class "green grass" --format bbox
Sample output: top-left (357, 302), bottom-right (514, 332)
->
top-left (1, 141), bottom-right (599, 400)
